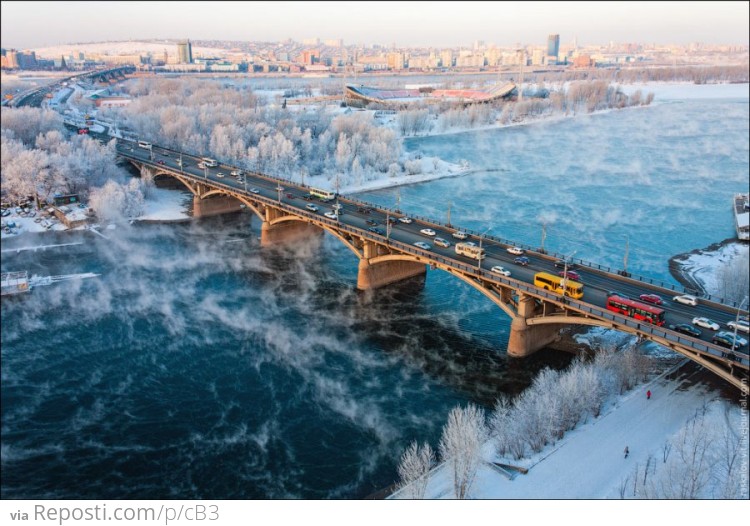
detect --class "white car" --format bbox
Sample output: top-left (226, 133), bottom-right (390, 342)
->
top-left (324, 211), bottom-right (339, 220)
top-left (452, 231), bottom-right (468, 240)
top-left (490, 266), bottom-right (511, 277)
top-left (507, 246), bottom-right (525, 255)
top-left (231, 170), bottom-right (243, 177)
top-left (216, 172), bottom-right (226, 178)
top-left (398, 216), bottom-right (413, 224)
top-left (727, 319), bottom-right (749, 334)
top-left (420, 228), bottom-right (436, 236)
top-left (433, 237), bottom-right (451, 248)
top-left (305, 204), bottom-right (319, 212)
top-left (413, 241), bottom-right (432, 250)
top-left (249, 188), bottom-right (260, 194)
top-left (692, 317), bottom-right (720, 331)
top-left (673, 294), bottom-right (698, 306)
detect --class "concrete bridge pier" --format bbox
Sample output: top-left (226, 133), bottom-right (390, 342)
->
top-left (260, 208), bottom-right (323, 247)
top-left (193, 194), bottom-right (244, 218)
top-left (356, 241), bottom-right (426, 290)
top-left (507, 293), bottom-right (562, 357)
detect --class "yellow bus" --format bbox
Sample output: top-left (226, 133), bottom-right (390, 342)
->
top-left (533, 272), bottom-right (584, 299)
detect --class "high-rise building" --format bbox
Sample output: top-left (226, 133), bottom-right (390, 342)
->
top-left (177, 39), bottom-right (193, 64)
top-left (547, 34), bottom-right (560, 64)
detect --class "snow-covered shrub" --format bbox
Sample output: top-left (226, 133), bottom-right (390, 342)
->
top-left (89, 179), bottom-right (144, 221)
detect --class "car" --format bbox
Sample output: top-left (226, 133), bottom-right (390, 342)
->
top-left (490, 266), bottom-right (511, 277)
top-left (197, 162), bottom-right (205, 169)
top-left (157, 160), bottom-right (165, 165)
top-left (250, 188), bottom-right (260, 194)
top-left (727, 319), bottom-right (750, 334)
top-left (557, 270), bottom-right (581, 281)
top-left (712, 332), bottom-right (746, 350)
top-left (673, 294), bottom-right (698, 306)
top-left (324, 211), bottom-right (339, 220)
top-left (452, 231), bottom-right (468, 240)
top-left (716, 331), bottom-right (747, 347)
top-left (365, 219), bottom-right (379, 226)
top-left (692, 317), bottom-right (720, 331)
top-left (554, 259), bottom-right (577, 269)
top-left (717, 331), bottom-right (747, 346)
top-left (304, 194), bottom-right (314, 201)
top-left (507, 246), bottom-right (525, 255)
top-left (332, 203), bottom-right (343, 211)
top-left (231, 170), bottom-right (243, 177)
top-left (216, 172), bottom-right (225, 178)
top-left (368, 227), bottom-right (384, 235)
top-left (420, 228), bottom-right (436, 236)
top-left (413, 241), bottom-right (431, 250)
top-left (276, 185), bottom-right (284, 191)
top-left (639, 294), bottom-right (663, 306)
top-left (514, 256), bottom-right (530, 266)
top-left (285, 193), bottom-right (294, 199)
top-left (398, 216), bottom-right (413, 224)
top-left (357, 206), bottom-right (372, 214)
top-left (305, 204), bottom-right (319, 212)
top-left (669, 323), bottom-right (702, 338)
top-left (386, 217), bottom-right (397, 224)
top-left (434, 237), bottom-right (451, 248)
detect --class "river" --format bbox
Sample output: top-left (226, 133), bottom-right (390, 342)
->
top-left (1, 83), bottom-right (747, 499)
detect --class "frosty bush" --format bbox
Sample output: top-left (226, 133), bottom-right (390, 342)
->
top-left (89, 179), bottom-right (144, 221)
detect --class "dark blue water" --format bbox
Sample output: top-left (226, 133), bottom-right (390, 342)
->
top-left (2, 89), bottom-right (747, 499)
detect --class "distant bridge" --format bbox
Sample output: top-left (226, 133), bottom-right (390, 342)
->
top-left (115, 139), bottom-right (749, 390)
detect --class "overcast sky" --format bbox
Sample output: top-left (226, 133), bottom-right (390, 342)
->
top-left (1, 1), bottom-right (748, 50)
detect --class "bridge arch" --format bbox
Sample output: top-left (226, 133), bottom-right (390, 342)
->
top-left (368, 253), bottom-right (517, 318)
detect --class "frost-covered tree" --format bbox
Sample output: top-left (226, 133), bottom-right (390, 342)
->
top-left (89, 179), bottom-right (144, 221)
top-left (438, 403), bottom-right (489, 499)
top-left (396, 441), bottom-right (435, 499)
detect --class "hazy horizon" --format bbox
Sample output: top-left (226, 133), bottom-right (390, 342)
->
top-left (1, 1), bottom-right (748, 50)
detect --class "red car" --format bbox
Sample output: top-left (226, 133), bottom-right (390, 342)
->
top-left (639, 294), bottom-right (663, 306)
top-left (558, 270), bottom-right (580, 281)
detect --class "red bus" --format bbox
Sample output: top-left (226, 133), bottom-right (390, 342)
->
top-left (606, 295), bottom-right (666, 326)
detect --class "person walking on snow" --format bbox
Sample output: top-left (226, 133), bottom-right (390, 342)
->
top-left (624, 446), bottom-right (629, 459)
top-left (647, 390), bottom-right (651, 400)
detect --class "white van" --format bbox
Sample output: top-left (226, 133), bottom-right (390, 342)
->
top-left (138, 140), bottom-right (152, 150)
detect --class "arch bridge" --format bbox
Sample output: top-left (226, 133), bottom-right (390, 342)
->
top-left (123, 144), bottom-right (749, 391)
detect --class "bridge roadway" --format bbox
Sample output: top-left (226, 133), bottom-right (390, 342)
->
top-left (114, 138), bottom-right (749, 390)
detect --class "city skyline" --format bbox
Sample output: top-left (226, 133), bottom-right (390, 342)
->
top-left (1, 1), bottom-right (749, 50)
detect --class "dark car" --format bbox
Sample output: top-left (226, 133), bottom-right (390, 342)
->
top-left (639, 294), bottom-right (663, 306)
top-left (514, 256), bottom-right (530, 266)
top-left (712, 333), bottom-right (742, 350)
top-left (554, 260), bottom-right (577, 269)
top-left (557, 270), bottom-right (580, 281)
top-left (368, 227), bottom-right (384, 235)
top-left (365, 219), bottom-right (379, 226)
top-left (357, 206), bottom-right (372, 214)
top-left (304, 194), bottom-right (314, 201)
top-left (157, 160), bottom-right (165, 165)
top-left (386, 216), bottom-right (397, 224)
top-left (669, 323), bottom-right (702, 338)
top-left (285, 193), bottom-right (294, 199)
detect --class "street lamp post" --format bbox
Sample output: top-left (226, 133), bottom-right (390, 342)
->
top-left (386, 210), bottom-right (391, 241)
top-left (478, 227), bottom-right (491, 271)
top-left (277, 185), bottom-right (283, 204)
top-left (561, 250), bottom-right (578, 297)
top-left (621, 235), bottom-right (631, 277)
top-left (732, 296), bottom-right (748, 354)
